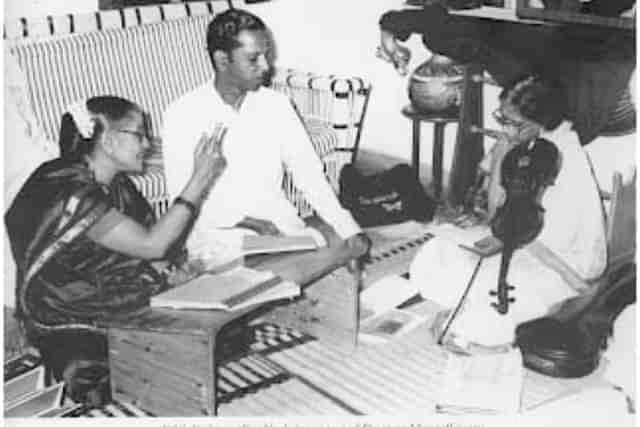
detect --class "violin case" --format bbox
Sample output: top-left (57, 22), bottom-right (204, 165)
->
top-left (516, 263), bottom-right (636, 378)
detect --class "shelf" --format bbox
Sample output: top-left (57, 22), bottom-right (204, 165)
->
top-left (449, 6), bottom-right (545, 24)
top-left (450, 4), bottom-right (635, 30)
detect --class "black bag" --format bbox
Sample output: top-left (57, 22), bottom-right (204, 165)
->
top-left (516, 263), bottom-right (636, 378)
top-left (339, 163), bottom-right (436, 227)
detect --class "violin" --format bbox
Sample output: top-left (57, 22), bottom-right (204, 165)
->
top-left (489, 137), bottom-right (560, 314)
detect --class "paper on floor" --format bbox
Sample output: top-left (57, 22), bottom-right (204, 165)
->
top-left (360, 274), bottom-right (419, 318)
top-left (437, 347), bottom-right (524, 414)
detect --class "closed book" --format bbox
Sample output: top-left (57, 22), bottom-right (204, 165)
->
top-left (150, 266), bottom-right (300, 311)
top-left (4, 365), bottom-right (45, 408)
top-left (241, 234), bottom-right (321, 255)
top-left (4, 366), bottom-right (76, 418)
top-left (4, 383), bottom-right (65, 418)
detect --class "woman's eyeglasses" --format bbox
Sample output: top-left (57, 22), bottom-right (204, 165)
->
top-left (116, 129), bottom-right (152, 143)
top-left (492, 109), bottom-right (525, 128)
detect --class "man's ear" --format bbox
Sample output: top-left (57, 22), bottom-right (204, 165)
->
top-left (100, 132), bottom-right (117, 156)
top-left (213, 50), bottom-right (229, 70)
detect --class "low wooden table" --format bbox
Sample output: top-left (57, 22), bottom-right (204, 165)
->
top-left (107, 242), bottom-right (362, 416)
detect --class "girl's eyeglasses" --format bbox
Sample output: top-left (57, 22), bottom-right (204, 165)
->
top-left (116, 129), bottom-right (152, 143)
top-left (492, 109), bottom-right (525, 128)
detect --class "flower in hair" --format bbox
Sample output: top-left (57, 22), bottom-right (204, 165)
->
top-left (67, 99), bottom-right (95, 139)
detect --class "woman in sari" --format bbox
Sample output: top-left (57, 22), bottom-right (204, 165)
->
top-left (5, 96), bottom-right (226, 405)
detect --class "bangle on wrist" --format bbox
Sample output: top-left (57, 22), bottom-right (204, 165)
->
top-left (174, 196), bottom-right (198, 217)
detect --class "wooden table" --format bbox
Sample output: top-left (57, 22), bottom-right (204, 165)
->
top-left (106, 242), bottom-right (362, 416)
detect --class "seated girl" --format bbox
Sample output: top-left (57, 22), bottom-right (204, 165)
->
top-left (410, 76), bottom-right (607, 350)
top-left (5, 96), bottom-right (226, 405)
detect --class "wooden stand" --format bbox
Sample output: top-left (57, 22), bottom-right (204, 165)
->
top-left (448, 63), bottom-right (485, 207)
top-left (107, 244), bottom-right (362, 416)
top-left (401, 105), bottom-right (459, 201)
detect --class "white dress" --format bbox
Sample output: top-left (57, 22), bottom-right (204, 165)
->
top-left (410, 122), bottom-right (607, 346)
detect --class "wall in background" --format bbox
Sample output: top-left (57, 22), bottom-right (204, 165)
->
top-left (4, 0), bottom-right (99, 19)
top-left (247, 0), bottom-right (499, 184)
top-left (5, 0), bottom-right (500, 186)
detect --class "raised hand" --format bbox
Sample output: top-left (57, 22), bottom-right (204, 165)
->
top-left (192, 124), bottom-right (227, 187)
top-left (485, 138), bottom-right (515, 220)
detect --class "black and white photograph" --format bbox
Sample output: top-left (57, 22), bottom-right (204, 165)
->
top-left (2, 0), bottom-right (636, 425)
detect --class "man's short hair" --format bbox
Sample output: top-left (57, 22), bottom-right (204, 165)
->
top-left (206, 9), bottom-right (267, 69)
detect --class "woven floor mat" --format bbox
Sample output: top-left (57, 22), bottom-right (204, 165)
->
top-left (4, 322), bottom-right (606, 417)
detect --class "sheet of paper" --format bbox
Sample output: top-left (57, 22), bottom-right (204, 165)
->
top-left (358, 308), bottom-right (427, 345)
top-left (437, 348), bottom-right (524, 414)
top-left (359, 275), bottom-right (419, 317)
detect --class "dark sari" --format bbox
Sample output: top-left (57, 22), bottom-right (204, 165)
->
top-left (5, 158), bottom-right (168, 403)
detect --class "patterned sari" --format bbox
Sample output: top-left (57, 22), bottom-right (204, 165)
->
top-left (5, 158), bottom-right (168, 401)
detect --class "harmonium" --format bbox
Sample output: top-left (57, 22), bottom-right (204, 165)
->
top-left (107, 240), bottom-right (365, 416)
top-left (103, 225), bottom-right (591, 416)
top-left (106, 226), bottom-right (443, 416)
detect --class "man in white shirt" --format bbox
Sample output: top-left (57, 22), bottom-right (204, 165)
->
top-left (162, 9), bottom-right (369, 254)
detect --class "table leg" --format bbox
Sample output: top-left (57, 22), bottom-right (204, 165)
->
top-left (448, 63), bottom-right (484, 207)
top-left (432, 122), bottom-right (445, 201)
top-left (412, 118), bottom-right (421, 181)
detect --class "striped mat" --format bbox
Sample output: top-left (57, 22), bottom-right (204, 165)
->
top-left (5, 322), bottom-right (602, 417)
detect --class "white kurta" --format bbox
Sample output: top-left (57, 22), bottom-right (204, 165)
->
top-left (410, 122), bottom-right (607, 345)
top-left (162, 80), bottom-right (361, 251)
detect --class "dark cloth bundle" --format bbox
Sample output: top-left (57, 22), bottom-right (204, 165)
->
top-left (339, 163), bottom-right (436, 227)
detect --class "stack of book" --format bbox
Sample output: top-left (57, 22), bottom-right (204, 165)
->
top-left (4, 365), bottom-right (80, 417)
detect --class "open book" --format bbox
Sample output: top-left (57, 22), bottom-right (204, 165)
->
top-left (4, 365), bottom-right (79, 417)
top-left (151, 266), bottom-right (300, 311)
